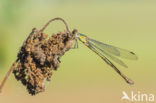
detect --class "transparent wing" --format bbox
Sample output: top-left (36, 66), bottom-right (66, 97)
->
top-left (87, 42), bottom-right (134, 85)
top-left (88, 38), bottom-right (138, 60)
top-left (88, 41), bottom-right (128, 68)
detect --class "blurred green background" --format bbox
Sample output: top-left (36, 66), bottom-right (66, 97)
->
top-left (0, 0), bottom-right (156, 103)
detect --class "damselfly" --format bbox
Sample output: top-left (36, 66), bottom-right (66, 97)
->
top-left (72, 29), bottom-right (138, 85)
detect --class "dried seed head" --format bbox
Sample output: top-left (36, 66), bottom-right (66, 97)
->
top-left (13, 28), bottom-right (73, 95)
top-left (0, 17), bottom-right (74, 95)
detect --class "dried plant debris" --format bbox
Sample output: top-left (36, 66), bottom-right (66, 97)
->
top-left (12, 28), bottom-right (73, 95)
top-left (0, 17), bottom-right (74, 95)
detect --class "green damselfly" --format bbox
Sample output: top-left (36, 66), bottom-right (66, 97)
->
top-left (72, 29), bottom-right (138, 85)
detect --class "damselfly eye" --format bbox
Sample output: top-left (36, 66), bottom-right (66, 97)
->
top-left (76, 33), bottom-right (80, 38)
top-left (72, 29), bottom-right (78, 34)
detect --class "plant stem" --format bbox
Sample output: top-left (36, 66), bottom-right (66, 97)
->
top-left (0, 59), bottom-right (18, 93)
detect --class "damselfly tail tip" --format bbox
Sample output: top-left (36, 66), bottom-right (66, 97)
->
top-left (126, 78), bottom-right (134, 85)
top-left (122, 74), bottom-right (134, 85)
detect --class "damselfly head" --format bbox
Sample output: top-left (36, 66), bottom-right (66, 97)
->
top-left (72, 29), bottom-right (78, 34)
top-left (72, 29), bottom-right (83, 38)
